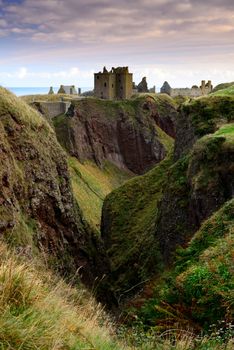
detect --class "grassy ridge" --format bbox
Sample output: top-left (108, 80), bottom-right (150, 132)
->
top-left (0, 87), bottom-right (52, 130)
top-left (211, 85), bottom-right (234, 96)
top-left (21, 93), bottom-right (80, 103)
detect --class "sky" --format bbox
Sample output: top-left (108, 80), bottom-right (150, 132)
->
top-left (0, 0), bottom-right (234, 89)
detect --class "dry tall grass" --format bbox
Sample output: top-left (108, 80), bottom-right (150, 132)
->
top-left (0, 242), bottom-right (125, 350)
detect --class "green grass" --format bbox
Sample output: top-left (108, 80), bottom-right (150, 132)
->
top-left (214, 123), bottom-right (234, 140)
top-left (68, 157), bottom-right (132, 232)
top-left (132, 199), bottom-right (234, 335)
top-left (211, 82), bottom-right (234, 94)
top-left (181, 95), bottom-right (234, 136)
top-left (126, 121), bottom-right (234, 334)
top-left (211, 85), bottom-right (234, 96)
top-left (21, 93), bottom-right (80, 103)
top-left (102, 153), bottom-right (174, 295)
top-left (0, 87), bottom-right (52, 131)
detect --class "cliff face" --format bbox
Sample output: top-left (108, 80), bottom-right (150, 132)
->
top-left (100, 95), bottom-right (234, 303)
top-left (156, 133), bottom-right (234, 264)
top-left (54, 95), bottom-right (177, 175)
top-left (0, 88), bottom-right (108, 289)
top-left (174, 95), bottom-right (234, 159)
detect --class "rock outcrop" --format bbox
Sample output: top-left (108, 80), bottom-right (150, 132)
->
top-left (137, 77), bottom-right (149, 93)
top-left (54, 95), bottom-right (177, 175)
top-left (174, 95), bottom-right (234, 160)
top-left (0, 88), bottom-right (108, 293)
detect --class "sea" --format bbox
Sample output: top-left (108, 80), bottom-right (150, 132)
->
top-left (6, 87), bottom-right (93, 96)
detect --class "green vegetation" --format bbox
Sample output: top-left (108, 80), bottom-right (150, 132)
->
top-left (68, 157), bottom-right (132, 232)
top-left (211, 82), bottom-right (234, 94)
top-left (1, 88), bottom-right (234, 349)
top-left (214, 123), bottom-right (234, 137)
top-left (1, 243), bottom-right (231, 350)
top-left (121, 122), bottom-right (234, 345)
top-left (21, 93), bottom-right (80, 103)
top-left (181, 95), bottom-right (234, 136)
top-left (136, 200), bottom-right (234, 331)
top-left (102, 153), bottom-right (173, 295)
top-left (0, 87), bottom-right (52, 131)
top-left (70, 93), bottom-right (177, 123)
top-left (211, 85), bottom-right (234, 96)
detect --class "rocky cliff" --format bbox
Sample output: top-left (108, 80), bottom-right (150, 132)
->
top-left (174, 95), bottom-right (234, 159)
top-left (0, 88), bottom-right (108, 290)
top-left (53, 94), bottom-right (177, 175)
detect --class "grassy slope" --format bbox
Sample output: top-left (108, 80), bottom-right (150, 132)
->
top-left (0, 242), bottom-right (126, 350)
top-left (102, 130), bottom-right (174, 294)
top-left (211, 82), bottom-right (234, 94)
top-left (68, 157), bottom-right (132, 232)
top-left (138, 199), bottom-right (234, 328)
top-left (1, 241), bottom-right (231, 350)
top-left (21, 93), bottom-right (80, 103)
top-left (211, 85), bottom-right (234, 96)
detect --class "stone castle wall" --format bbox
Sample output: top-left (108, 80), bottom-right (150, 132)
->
top-left (170, 88), bottom-right (204, 98)
top-left (34, 101), bottom-right (71, 119)
top-left (161, 80), bottom-right (213, 98)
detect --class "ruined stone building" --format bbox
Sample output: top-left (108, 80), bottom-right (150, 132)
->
top-left (94, 66), bottom-right (133, 99)
top-left (57, 85), bottom-right (77, 95)
top-left (161, 80), bottom-right (213, 97)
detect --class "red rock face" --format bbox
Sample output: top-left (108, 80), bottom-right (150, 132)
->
top-left (55, 97), bottom-right (177, 175)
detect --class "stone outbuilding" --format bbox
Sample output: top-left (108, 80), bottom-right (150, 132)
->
top-left (57, 85), bottom-right (77, 95)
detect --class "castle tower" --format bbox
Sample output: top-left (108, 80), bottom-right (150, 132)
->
top-left (114, 67), bottom-right (133, 99)
top-left (94, 66), bottom-right (116, 99)
top-left (94, 66), bottom-right (133, 99)
top-left (200, 80), bottom-right (206, 95)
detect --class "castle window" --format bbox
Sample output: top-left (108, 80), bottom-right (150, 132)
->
top-left (112, 84), bottom-right (114, 88)
top-left (104, 82), bottom-right (107, 87)
top-left (97, 76), bottom-right (99, 79)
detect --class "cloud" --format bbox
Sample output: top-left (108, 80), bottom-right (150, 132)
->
top-left (1, 0), bottom-right (233, 45)
top-left (18, 67), bottom-right (27, 79)
top-left (0, 0), bottom-right (233, 87)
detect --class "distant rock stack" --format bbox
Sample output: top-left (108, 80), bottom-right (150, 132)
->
top-left (137, 77), bottom-right (149, 93)
top-left (160, 81), bottom-right (172, 95)
top-left (48, 86), bottom-right (54, 94)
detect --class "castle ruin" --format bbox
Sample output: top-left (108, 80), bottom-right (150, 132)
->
top-left (161, 80), bottom-right (213, 97)
top-left (94, 66), bottom-right (133, 99)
